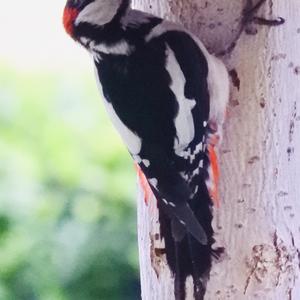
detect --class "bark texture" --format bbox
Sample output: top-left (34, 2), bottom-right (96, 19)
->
top-left (133, 0), bottom-right (300, 299)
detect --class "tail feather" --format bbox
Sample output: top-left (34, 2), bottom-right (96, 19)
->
top-left (169, 203), bottom-right (208, 245)
top-left (142, 141), bottom-right (222, 299)
top-left (171, 218), bottom-right (186, 242)
top-left (187, 235), bottom-right (206, 299)
top-left (174, 241), bottom-right (186, 300)
top-left (156, 173), bottom-right (219, 300)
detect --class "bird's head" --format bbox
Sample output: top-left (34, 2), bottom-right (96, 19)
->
top-left (63, 0), bottom-right (130, 40)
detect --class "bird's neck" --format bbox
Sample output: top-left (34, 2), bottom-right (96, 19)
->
top-left (77, 7), bottom-right (162, 58)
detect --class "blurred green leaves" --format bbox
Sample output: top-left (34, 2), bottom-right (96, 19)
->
top-left (0, 63), bottom-right (139, 300)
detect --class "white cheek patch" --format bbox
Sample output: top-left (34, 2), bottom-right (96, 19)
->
top-left (165, 46), bottom-right (196, 153)
top-left (76, 0), bottom-right (122, 26)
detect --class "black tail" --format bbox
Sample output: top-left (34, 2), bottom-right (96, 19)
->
top-left (157, 178), bottom-right (222, 300)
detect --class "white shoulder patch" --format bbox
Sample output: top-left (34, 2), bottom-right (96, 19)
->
top-left (145, 19), bottom-right (229, 130)
top-left (165, 46), bottom-right (196, 153)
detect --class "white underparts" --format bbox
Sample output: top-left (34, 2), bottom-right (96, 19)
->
top-left (165, 46), bottom-right (196, 154)
top-left (102, 101), bottom-right (142, 155)
top-left (93, 67), bottom-right (142, 156)
top-left (206, 55), bottom-right (229, 128)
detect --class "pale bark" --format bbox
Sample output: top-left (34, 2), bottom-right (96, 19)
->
top-left (133, 0), bottom-right (300, 299)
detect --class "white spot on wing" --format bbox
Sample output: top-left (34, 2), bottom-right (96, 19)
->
top-left (169, 202), bottom-right (176, 207)
top-left (194, 186), bottom-right (199, 195)
top-left (192, 168), bottom-right (199, 177)
top-left (181, 173), bottom-right (189, 181)
top-left (162, 199), bottom-right (168, 205)
top-left (199, 160), bottom-right (204, 168)
top-left (189, 154), bottom-right (194, 163)
top-left (142, 159), bottom-right (150, 167)
top-left (149, 178), bottom-right (158, 189)
top-left (177, 141), bottom-right (205, 163)
top-left (196, 142), bottom-right (203, 153)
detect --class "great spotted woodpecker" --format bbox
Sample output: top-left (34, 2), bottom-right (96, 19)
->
top-left (63, 0), bottom-right (229, 299)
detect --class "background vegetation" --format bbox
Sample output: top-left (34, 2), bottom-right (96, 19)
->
top-left (0, 63), bottom-right (139, 299)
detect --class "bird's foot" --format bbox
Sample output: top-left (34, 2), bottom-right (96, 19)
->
top-left (243, 0), bottom-right (285, 35)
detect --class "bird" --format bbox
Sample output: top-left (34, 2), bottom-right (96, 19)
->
top-left (63, 1), bottom-right (229, 299)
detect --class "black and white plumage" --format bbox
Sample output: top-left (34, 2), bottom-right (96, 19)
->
top-left (63, 0), bottom-right (229, 299)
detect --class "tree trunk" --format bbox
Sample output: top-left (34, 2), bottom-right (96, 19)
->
top-left (133, 0), bottom-right (300, 299)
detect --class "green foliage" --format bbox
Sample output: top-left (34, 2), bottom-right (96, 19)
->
top-left (0, 64), bottom-right (139, 300)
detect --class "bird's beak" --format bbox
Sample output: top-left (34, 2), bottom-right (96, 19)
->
top-left (63, 5), bottom-right (80, 37)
